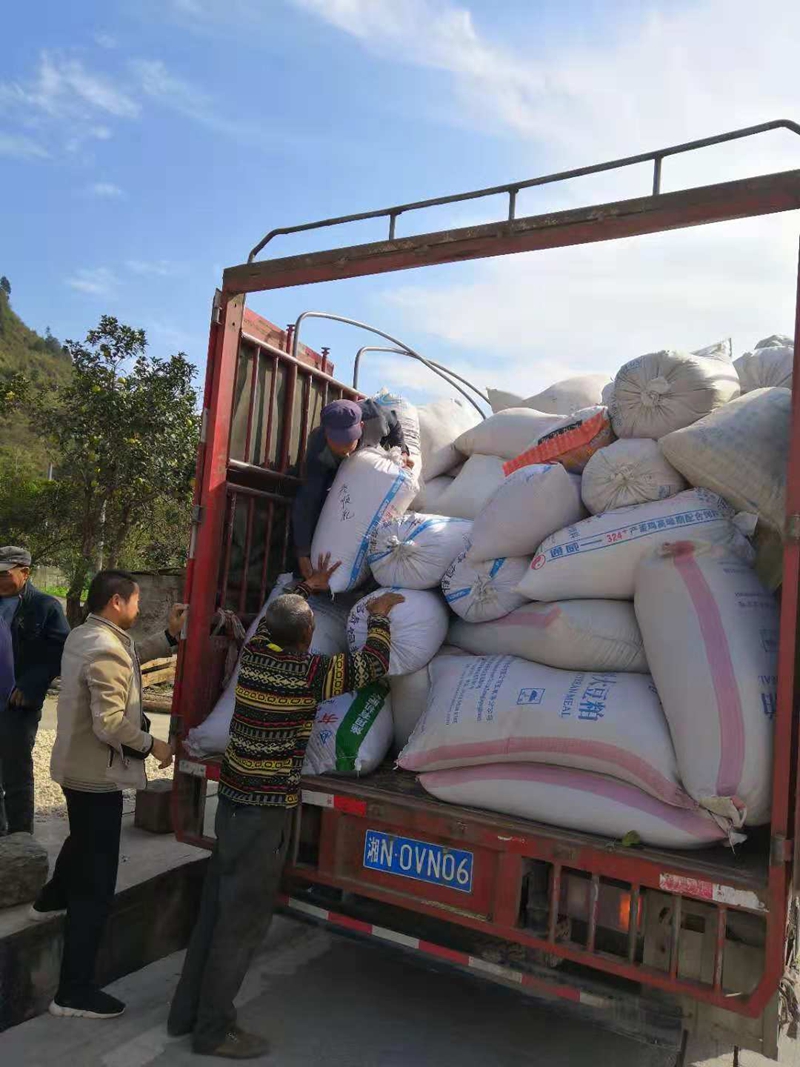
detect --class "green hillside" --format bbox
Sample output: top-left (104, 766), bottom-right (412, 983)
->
top-left (0, 287), bottom-right (70, 472)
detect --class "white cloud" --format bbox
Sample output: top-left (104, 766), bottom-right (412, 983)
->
top-left (89, 181), bottom-right (124, 198)
top-left (296, 0), bottom-right (800, 386)
top-left (66, 267), bottom-right (118, 296)
top-left (0, 131), bottom-right (48, 159)
top-left (125, 259), bottom-right (182, 277)
top-left (131, 59), bottom-right (215, 124)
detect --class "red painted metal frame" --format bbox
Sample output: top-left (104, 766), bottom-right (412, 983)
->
top-left (172, 165), bottom-right (800, 1023)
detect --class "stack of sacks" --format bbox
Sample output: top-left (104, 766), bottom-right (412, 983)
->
top-left (434, 456), bottom-right (506, 520)
top-left (368, 513), bottom-right (472, 589)
top-left (503, 406), bottom-right (615, 476)
top-left (402, 654), bottom-right (741, 848)
top-left (310, 445), bottom-right (418, 593)
top-left (389, 645), bottom-right (468, 752)
top-left (417, 397), bottom-right (482, 480)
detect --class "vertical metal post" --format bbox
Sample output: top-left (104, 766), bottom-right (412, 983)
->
top-left (652, 156), bottom-right (663, 195)
top-left (669, 896), bottom-right (683, 979)
top-left (508, 188), bottom-right (517, 221)
top-left (586, 875), bottom-right (600, 953)
top-left (548, 865), bottom-right (562, 942)
top-left (627, 886), bottom-right (640, 962)
top-left (238, 495), bottom-right (256, 614)
top-left (713, 906), bottom-right (727, 991)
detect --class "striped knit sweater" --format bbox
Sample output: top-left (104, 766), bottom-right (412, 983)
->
top-left (219, 583), bottom-right (392, 808)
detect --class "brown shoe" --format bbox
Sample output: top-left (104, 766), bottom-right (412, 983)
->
top-left (194, 1026), bottom-right (270, 1059)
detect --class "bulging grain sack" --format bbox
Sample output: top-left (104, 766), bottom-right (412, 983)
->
top-left (635, 543), bottom-right (778, 827)
top-left (610, 350), bottom-right (740, 439)
top-left (418, 398), bottom-right (482, 479)
top-left (581, 438), bottom-right (686, 514)
top-left (347, 588), bottom-right (448, 676)
top-left (487, 388), bottom-right (525, 413)
top-left (525, 374), bottom-right (612, 415)
top-left (420, 765), bottom-right (742, 849)
top-left (399, 654), bottom-right (691, 810)
top-left (518, 488), bottom-right (755, 602)
top-left (468, 464), bottom-right (585, 563)
top-left (368, 513), bottom-right (473, 589)
top-left (409, 475), bottom-right (454, 514)
top-left (435, 455), bottom-right (506, 520)
top-left (184, 574), bottom-right (349, 757)
top-left (302, 681), bottom-right (393, 776)
top-left (735, 335), bottom-right (794, 393)
top-left (504, 406), bottom-right (614, 475)
top-left (660, 388), bottom-right (790, 534)
top-left (442, 552), bottom-right (530, 622)
top-left (371, 389), bottom-right (422, 469)
top-left (455, 408), bottom-right (560, 461)
top-left (389, 646), bottom-right (468, 752)
top-left (448, 600), bottom-right (647, 673)
top-left (311, 446), bottom-right (417, 592)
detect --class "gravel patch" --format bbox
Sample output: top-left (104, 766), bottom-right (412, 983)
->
top-left (33, 728), bottom-right (174, 823)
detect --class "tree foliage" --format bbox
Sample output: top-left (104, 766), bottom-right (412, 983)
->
top-left (9, 316), bottom-right (199, 623)
top-left (0, 277), bottom-right (10, 297)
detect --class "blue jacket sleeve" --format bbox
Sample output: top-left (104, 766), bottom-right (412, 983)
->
top-left (292, 431), bottom-right (331, 559)
top-left (16, 598), bottom-right (70, 709)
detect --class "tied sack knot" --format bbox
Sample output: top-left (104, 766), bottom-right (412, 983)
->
top-left (640, 375), bottom-right (671, 407)
top-left (390, 535), bottom-right (416, 559)
top-left (610, 462), bottom-right (637, 489)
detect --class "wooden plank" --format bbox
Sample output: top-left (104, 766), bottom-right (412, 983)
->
top-left (223, 170), bottom-right (800, 295)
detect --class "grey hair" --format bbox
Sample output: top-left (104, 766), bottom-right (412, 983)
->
top-left (264, 593), bottom-right (314, 647)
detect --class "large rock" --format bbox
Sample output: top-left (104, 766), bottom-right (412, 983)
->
top-left (0, 833), bottom-right (48, 908)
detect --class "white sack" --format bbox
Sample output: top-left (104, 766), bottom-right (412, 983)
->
top-left (347, 588), bottom-right (448, 677)
top-left (524, 374), bottom-right (612, 415)
top-left (448, 600), bottom-right (647, 673)
top-left (660, 387), bottom-right (790, 534)
top-left (371, 389), bottom-right (422, 470)
top-left (487, 388), bottom-right (525, 413)
top-left (518, 488), bottom-right (754, 602)
top-left (399, 654), bottom-right (691, 810)
top-left (418, 398), bottom-right (482, 479)
top-left (735, 335), bottom-right (794, 393)
top-left (435, 455), bottom-right (506, 520)
top-left (409, 475), bottom-right (453, 513)
top-left (455, 408), bottom-right (561, 461)
top-left (311, 446), bottom-right (417, 592)
top-left (302, 681), bottom-right (393, 776)
top-left (443, 552), bottom-right (530, 622)
top-left (610, 350), bottom-right (741, 439)
top-left (368, 513), bottom-right (473, 589)
top-left (184, 574), bottom-right (349, 757)
top-left (635, 543), bottom-right (778, 827)
top-left (389, 645), bottom-right (467, 752)
top-left (420, 765), bottom-right (741, 850)
top-left (504, 405), bottom-right (614, 475)
top-left (581, 438), bottom-right (686, 514)
top-left (468, 464), bottom-right (585, 563)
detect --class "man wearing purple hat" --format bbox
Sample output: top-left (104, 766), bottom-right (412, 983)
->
top-left (292, 397), bottom-right (413, 579)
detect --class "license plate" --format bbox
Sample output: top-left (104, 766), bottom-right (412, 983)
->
top-left (363, 830), bottom-right (473, 894)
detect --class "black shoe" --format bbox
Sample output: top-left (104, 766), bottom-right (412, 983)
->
top-left (49, 989), bottom-right (126, 1019)
top-left (193, 1026), bottom-right (270, 1059)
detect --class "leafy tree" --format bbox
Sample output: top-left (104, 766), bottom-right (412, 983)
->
top-left (0, 277), bottom-right (10, 298)
top-left (11, 316), bottom-right (199, 624)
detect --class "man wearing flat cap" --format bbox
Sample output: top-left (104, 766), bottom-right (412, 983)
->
top-left (0, 546), bottom-right (70, 835)
top-left (292, 398), bottom-right (414, 580)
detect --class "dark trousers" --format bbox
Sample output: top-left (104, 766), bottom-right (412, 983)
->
top-left (169, 798), bottom-right (290, 1052)
top-left (0, 705), bottom-right (41, 835)
top-left (36, 788), bottom-right (123, 997)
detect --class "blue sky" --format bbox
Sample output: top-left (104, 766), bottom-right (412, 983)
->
top-left (2, 0), bottom-right (799, 405)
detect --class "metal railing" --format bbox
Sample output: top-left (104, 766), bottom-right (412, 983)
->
top-left (248, 119), bottom-right (800, 262)
top-left (352, 345), bottom-right (490, 408)
top-left (290, 311), bottom-right (487, 417)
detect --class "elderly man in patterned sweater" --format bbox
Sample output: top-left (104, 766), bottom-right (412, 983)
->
top-left (169, 554), bottom-right (404, 1060)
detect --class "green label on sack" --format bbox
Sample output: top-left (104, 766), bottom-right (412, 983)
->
top-left (335, 680), bottom-right (388, 772)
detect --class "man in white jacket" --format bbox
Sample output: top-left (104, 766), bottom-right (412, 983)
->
top-left (33, 570), bottom-right (185, 1020)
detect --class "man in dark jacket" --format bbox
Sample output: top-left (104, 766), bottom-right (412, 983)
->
top-left (0, 546), bottom-right (70, 835)
top-left (292, 398), bottom-right (413, 579)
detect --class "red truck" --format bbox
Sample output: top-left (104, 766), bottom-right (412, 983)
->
top-left (172, 120), bottom-right (800, 1065)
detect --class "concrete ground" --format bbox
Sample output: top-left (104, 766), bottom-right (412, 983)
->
top-left (0, 913), bottom-right (791, 1067)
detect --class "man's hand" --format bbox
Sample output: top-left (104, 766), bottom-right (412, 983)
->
top-left (8, 688), bottom-right (29, 708)
top-left (366, 592), bottom-right (405, 616)
top-left (149, 737), bottom-right (173, 770)
top-left (402, 455), bottom-right (415, 469)
top-left (298, 556), bottom-right (314, 580)
top-left (167, 603), bottom-right (188, 639)
top-left (302, 553), bottom-right (342, 594)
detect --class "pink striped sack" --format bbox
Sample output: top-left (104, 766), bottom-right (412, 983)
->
top-left (419, 764), bottom-right (743, 850)
top-left (635, 542), bottom-right (779, 828)
top-left (398, 654), bottom-right (695, 811)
